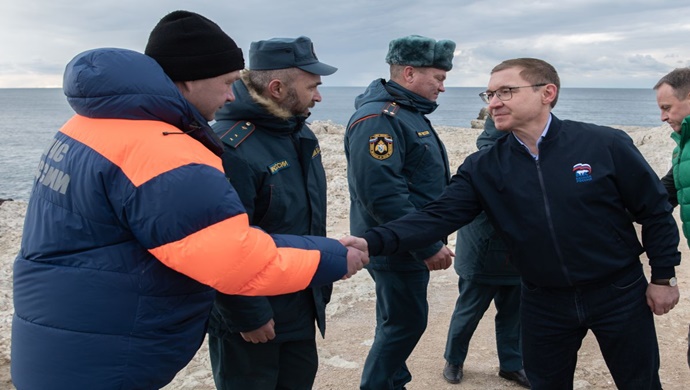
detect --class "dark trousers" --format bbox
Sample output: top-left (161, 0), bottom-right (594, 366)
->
top-left (208, 333), bottom-right (318, 390)
top-left (444, 278), bottom-right (522, 371)
top-left (521, 264), bottom-right (661, 389)
top-left (360, 268), bottom-right (430, 390)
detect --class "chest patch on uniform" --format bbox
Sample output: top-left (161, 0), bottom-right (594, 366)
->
top-left (416, 130), bottom-right (431, 137)
top-left (268, 160), bottom-right (290, 175)
top-left (572, 163), bottom-right (592, 183)
top-left (369, 134), bottom-right (394, 160)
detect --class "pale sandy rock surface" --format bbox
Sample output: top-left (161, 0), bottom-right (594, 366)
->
top-left (1, 121), bottom-right (689, 389)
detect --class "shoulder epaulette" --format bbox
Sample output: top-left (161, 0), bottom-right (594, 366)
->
top-left (381, 102), bottom-right (399, 117)
top-left (348, 102), bottom-right (400, 131)
top-left (216, 121), bottom-right (256, 149)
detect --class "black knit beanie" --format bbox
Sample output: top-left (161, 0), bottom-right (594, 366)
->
top-left (145, 10), bottom-right (245, 81)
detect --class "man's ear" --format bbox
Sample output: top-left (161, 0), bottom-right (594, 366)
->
top-left (174, 80), bottom-right (193, 96)
top-left (402, 66), bottom-right (417, 83)
top-left (267, 79), bottom-right (284, 100)
top-left (543, 84), bottom-right (558, 106)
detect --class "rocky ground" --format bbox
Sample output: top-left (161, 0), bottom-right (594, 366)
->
top-left (1, 121), bottom-right (688, 389)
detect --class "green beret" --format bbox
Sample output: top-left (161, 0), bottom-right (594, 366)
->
top-left (385, 35), bottom-right (456, 71)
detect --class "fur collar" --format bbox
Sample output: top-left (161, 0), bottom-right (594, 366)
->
top-left (241, 72), bottom-right (293, 121)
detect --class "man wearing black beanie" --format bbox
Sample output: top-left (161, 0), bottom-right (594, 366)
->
top-left (145, 10), bottom-right (244, 82)
top-left (145, 10), bottom-right (245, 120)
top-left (10, 10), bottom-right (369, 390)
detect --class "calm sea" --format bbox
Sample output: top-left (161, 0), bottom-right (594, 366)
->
top-left (0, 87), bottom-right (665, 201)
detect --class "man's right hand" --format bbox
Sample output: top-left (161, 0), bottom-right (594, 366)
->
top-left (424, 246), bottom-right (454, 271)
top-left (340, 235), bottom-right (368, 252)
top-left (240, 319), bottom-right (275, 343)
top-left (340, 235), bottom-right (369, 279)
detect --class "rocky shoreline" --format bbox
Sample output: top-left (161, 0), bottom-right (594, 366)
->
top-left (2, 122), bottom-right (688, 389)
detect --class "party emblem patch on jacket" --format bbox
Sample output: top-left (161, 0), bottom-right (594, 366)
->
top-left (369, 134), bottom-right (393, 160)
top-left (572, 163), bottom-right (592, 183)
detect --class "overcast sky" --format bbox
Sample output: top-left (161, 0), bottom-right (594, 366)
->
top-left (1, 0), bottom-right (689, 89)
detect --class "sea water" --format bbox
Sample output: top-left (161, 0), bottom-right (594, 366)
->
top-left (0, 87), bottom-right (665, 200)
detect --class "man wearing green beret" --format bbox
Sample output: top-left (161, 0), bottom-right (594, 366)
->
top-left (344, 34), bottom-right (456, 390)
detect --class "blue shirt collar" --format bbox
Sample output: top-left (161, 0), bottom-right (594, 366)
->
top-left (512, 114), bottom-right (552, 160)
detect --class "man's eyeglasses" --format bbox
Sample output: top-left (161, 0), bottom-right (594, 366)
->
top-left (479, 84), bottom-right (547, 104)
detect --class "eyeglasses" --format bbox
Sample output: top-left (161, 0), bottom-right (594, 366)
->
top-left (479, 84), bottom-right (547, 104)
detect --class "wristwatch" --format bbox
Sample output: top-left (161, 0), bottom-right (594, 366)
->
top-left (651, 277), bottom-right (677, 287)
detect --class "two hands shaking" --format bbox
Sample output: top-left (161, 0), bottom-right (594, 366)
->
top-left (338, 236), bottom-right (454, 278)
top-left (339, 235), bottom-right (370, 279)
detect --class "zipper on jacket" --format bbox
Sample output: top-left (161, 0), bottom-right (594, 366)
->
top-left (535, 159), bottom-right (573, 286)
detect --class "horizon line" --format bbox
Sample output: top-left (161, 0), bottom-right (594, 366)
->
top-left (0, 85), bottom-right (655, 90)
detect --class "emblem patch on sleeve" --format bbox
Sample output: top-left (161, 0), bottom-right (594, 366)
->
top-left (369, 134), bottom-right (394, 160)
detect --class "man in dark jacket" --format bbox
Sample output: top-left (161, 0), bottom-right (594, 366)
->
top-left (349, 58), bottom-right (681, 389)
top-left (208, 36), bottom-right (337, 390)
top-left (344, 34), bottom-right (456, 390)
top-left (442, 116), bottom-right (529, 388)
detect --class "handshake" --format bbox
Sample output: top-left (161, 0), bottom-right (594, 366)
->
top-left (336, 235), bottom-right (453, 279)
top-left (340, 236), bottom-right (455, 279)
top-left (339, 236), bottom-right (369, 279)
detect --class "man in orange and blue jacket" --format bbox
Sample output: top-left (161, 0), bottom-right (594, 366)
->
top-left (11, 10), bottom-right (367, 390)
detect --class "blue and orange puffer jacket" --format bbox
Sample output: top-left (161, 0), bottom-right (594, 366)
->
top-left (11, 48), bottom-right (348, 390)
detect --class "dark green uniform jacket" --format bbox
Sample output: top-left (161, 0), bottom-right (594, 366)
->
top-left (208, 78), bottom-right (331, 341)
top-left (345, 79), bottom-right (451, 271)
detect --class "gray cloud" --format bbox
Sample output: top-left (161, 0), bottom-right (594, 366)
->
top-left (1, 0), bottom-right (689, 88)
